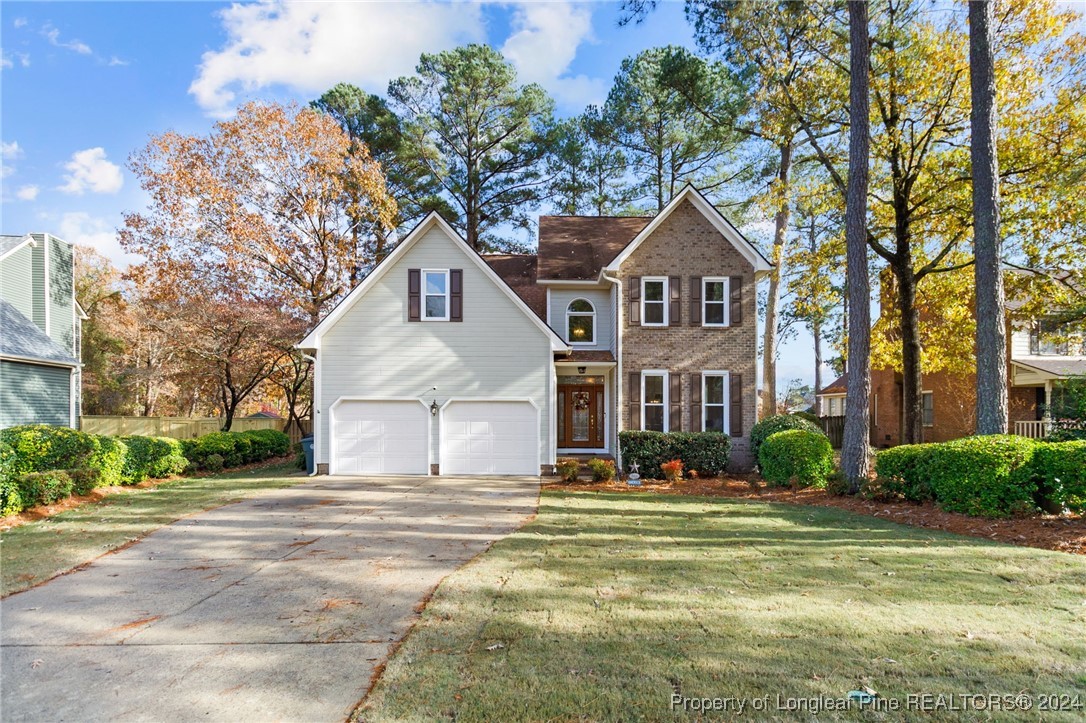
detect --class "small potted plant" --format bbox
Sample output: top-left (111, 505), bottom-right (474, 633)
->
top-left (661, 459), bottom-right (684, 482)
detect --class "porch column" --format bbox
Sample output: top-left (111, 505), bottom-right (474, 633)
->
top-left (1043, 380), bottom-right (1052, 434)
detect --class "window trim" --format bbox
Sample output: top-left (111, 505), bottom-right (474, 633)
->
top-left (421, 269), bottom-right (450, 321)
top-left (566, 298), bottom-right (596, 346)
top-left (641, 277), bottom-right (669, 327)
top-left (702, 370), bottom-right (730, 433)
top-left (922, 390), bottom-right (934, 428)
top-left (641, 369), bottom-right (668, 432)
top-left (701, 277), bottom-right (730, 328)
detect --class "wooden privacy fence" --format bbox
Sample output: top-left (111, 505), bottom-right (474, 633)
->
top-left (819, 415), bottom-right (845, 449)
top-left (80, 415), bottom-right (310, 442)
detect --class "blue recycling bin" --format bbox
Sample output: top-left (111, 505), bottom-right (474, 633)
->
top-left (300, 436), bottom-right (315, 475)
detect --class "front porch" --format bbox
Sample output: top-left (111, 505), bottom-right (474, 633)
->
top-left (1010, 357), bottom-right (1086, 439)
top-left (555, 355), bottom-right (617, 457)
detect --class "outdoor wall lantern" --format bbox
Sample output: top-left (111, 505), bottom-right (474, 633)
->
top-left (430, 400), bottom-right (440, 416)
top-left (577, 366), bottom-right (587, 374)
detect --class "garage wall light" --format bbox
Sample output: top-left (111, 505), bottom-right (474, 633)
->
top-left (430, 400), bottom-right (440, 416)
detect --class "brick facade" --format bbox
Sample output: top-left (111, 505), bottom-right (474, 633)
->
top-left (616, 200), bottom-right (758, 469)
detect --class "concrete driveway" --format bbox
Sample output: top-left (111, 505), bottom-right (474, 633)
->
top-left (1, 475), bottom-right (539, 722)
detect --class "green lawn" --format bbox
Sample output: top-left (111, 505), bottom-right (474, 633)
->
top-left (360, 490), bottom-right (1086, 722)
top-left (1, 462), bottom-right (304, 596)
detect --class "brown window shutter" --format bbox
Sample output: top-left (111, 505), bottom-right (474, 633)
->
top-left (729, 373), bottom-right (743, 436)
top-left (408, 269), bottom-right (421, 321)
top-left (450, 269), bottom-right (463, 321)
top-left (690, 373), bottom-right (702, 432)
top-left (669, 276), bottom-right (681, 326)
top-left (689, 276), bottom-right (701, 326)
top-left (628, 372), bottom-right (641, 429)
top-left (628, 276), bottom-right (641, 325)
top-left (669, 372), bottom-right (682, 431)
top-left (729, 276), bottom-right (742, 326)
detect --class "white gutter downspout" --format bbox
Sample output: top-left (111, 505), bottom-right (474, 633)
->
top-left (600, 269), bottom-right (623, 474)
top-left (302, 352), bottom-right (319, 476)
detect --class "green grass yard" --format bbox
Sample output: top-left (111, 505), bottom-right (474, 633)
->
top-left (360, 490), bottom-right (1086, 722)
top-left (0, 462), bottom-right (303, 596)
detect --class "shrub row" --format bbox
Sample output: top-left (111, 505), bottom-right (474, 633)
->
top-left (872, 435), bottom-right (1086, 517)
top-left (180, 429), bottom-right (290, 470)
top-left (759, 429), bottom-right (835, 488)
top-left (618, 431), bottom-right (731, 479)
top-left (0, 425), bottom-right (291, 517)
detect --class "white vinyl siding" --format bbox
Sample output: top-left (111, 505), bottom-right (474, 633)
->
top-left (318, 225), bottom-right (552, 469)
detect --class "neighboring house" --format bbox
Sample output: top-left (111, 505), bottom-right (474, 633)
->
top-left (298, 186), bottom-right (772, 476)
top-left (817, 281), bottom-right (1085, 446)
top-left (0, 233), bottom-right (86, 429)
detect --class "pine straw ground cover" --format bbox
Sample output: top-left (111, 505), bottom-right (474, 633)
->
top-left (545, 477), bottom-right (1086, 555)
top-left (358, 491), bottom-right (1086, 722)
top-left (0, 461), bottom-right (301, 596)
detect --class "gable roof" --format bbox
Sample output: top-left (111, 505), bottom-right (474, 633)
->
top-left (0, 299), bottom-right (78, 367)
top-left (537, 216), bottom-right (651, 281)
top-left (483, 253), bottom-right (547, 320)
top-left (818, 373), bottom-right (848, 396)
top-left (297, 213), bottom-right (569, 352)
top-left (0, 234), bottom-right (34, 259)
top-left (604, 185), bottom-right (774, 276)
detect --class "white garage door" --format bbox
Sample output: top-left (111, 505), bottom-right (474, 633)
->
top-left (442, 401), bottom-right (539, 476)
top-left (332, 400), bottom-right (428, 475)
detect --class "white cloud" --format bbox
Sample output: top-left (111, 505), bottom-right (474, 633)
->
top-left (42, 24), bottom-right (92, 55)
top-left (107, 56), bottom-right (128, 67)
top-left (1, 140), bottom-right (22, 178)
top-left (59, 147), bottom-right (124, 195)
top-left (501, 2), bottom-right (606, 109)
top-left (57, 212), bottom-right (134, 266)
top-left (15, 185), bottom-right (39, 201)
top-left (189, 0), bottom-right (485, 117)
top-left (14, 18), bottom-right (28, 29)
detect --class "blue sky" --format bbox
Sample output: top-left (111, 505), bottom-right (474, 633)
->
top-left (1, 1), bottom-right (822, 388)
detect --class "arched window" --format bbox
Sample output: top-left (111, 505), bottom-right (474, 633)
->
top-left (566, 299), bottom-right (595, 345)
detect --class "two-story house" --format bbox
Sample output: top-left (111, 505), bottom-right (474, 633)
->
top-left (298, 186), bottom-right (772, 476)
top-left (0, 233), bottom-right (86, 429)
top-left (817, 276), bottom-right (1085, 445)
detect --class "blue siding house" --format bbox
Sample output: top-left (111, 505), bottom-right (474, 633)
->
top-left (0, 234), bottom-right (86, 429)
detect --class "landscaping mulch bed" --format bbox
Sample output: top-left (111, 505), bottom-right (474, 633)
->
top-left (544, 475), bottom-right (1086, 555)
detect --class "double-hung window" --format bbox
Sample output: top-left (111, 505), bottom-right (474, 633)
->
top-left (702, 371), bottom-right (729, 432)
top-left (423, 270), bottom-right (449, 321)
top-left (642, 277), bottom-right (668, 326)
top-left (922, 391), bottom-right (934, 427)
top-left (642, 371), bottom-right (667, 432)
top-left (702, 277), bottom-right (729, 327)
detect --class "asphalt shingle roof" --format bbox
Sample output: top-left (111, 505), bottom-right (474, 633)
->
top-left (0, 299), bottom-right (78, 366)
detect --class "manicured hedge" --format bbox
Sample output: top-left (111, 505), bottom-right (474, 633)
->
top-left (759, 429), bottom-right (834, 488)
top-left (181, 429), bottom-right (290, 470)
top-left (1031, 440), bottom-right (1086, 512)
top-left (0, 425), bottom-right (128, 490)
top-left (750, 414), bottom-right (826, 465)
top-left (121, 436), bottom-right (188, 485)
top-left (871, 435), bottom-right (1072, 517)
top-left (619, 431), bottom-right (731, 479)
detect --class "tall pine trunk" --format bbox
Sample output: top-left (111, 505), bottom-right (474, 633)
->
top-left (842, 0), bottom-right (873, 489)
top-left (896, 268), bottom-right (924, 443)
top-left (970, 0), bottom-right (1008, 434)
top-left (761, 141), bottom-right (793, 419)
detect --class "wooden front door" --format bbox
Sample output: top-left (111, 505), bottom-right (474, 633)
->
top-left (558, 384), bottom-right (605, 448)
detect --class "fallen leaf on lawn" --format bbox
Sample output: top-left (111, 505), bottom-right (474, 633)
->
top-left (485, 642), bottom-right (504, 651)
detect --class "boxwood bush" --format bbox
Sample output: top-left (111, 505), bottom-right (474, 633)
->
top-left (758, 429), bottom-right (834, 488)
top-left (921, 435), bottom-right (1038, 517)
top-left (121, 436), bottom-right (188, 484)
top-left (1030, 440), bottom-right (1086, 512)
top-left (619, 431), bottom-right (731, 479)
top-left (750, 414), bottom-right (825, 465)
top-left (0, 425), bottom-right (127, 488)
top-left (872, 444), bottom-right (935, 502)
top-left (16, 470), bottom-right (75, 506)
top-left (181, 429), bottom-right (291, 471)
